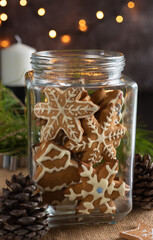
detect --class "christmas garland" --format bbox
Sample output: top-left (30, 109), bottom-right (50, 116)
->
top-left (0, 85), bottom-right (152, 158)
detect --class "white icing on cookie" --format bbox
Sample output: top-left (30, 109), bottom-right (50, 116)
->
top-left (109, 91), bottom-right (124, 122)
top-left (65, 162), bottom-right (130, 214)
top-left (34, 87), bottom-right (99, 142)
top-left (37, 181), bottom-right (77, 192)
top-left (35, 142), bottom-right (78, 192)
top-left (67, 105), bottom-right (126, 163)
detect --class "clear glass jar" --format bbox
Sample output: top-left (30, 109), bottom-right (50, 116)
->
top-left (26, 50), bottom-right (138, 227)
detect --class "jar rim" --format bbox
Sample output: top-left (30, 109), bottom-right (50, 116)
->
top-left (32, 49), bottom-right (124, 61)
top-left (31, 50), bottom-right (125, 84)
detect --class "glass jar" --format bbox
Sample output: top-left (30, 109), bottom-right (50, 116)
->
top-left (26, 50), bottom-right (138, 227)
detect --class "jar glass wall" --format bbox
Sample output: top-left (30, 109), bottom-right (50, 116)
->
top-left (26, 50), bottom-right (138, 227)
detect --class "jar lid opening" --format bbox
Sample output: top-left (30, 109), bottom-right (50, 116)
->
top-left (31, 50), bottom-right (125, 84)
top-left (32, 49), bottom-right (124, 61)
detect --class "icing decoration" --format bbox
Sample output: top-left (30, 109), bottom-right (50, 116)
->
top-left (65, 103), bottom-right (126, 163)
top-left (34, 87), bottom-right (99, 142)
top-left (120, 222), bottom-right (153, 240)
top-left (96, 187), bottom-right (103, 194)
top-left (64, 160), bottom-right (130, 214)
top-left (34, 140), bottom-right (80, 204)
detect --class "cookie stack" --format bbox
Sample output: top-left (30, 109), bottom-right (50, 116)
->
top-left (33, 86), bottom-right (130, 215)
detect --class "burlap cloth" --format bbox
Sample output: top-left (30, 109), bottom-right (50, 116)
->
top-left (0, 169), bottom-right (153, 240)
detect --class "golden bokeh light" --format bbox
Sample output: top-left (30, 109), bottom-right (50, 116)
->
top-left (127, 1), bottom-right (135, 9)
top-left (0, 20), bottom-right (2, 26)
top-left (38, 8), bottom-right (46, 16)
top-left (0, 13), bottom-right (8, 21)
top-left (79, 25), bottom-right (88, 32)
top-left (96, 11), bottom-right (104, 20)
top-left (0, 0), bottom-right (7, 7)
top-left (61, 35), bottom-right (71, 44)
top-left (79, 19), bottom-right (86, 27)
top-left (116, 15), bottom-right (123, 23)
top-left (1, 40), bottom-right (10, 48)
top-left (49, 30), bottom-right (57, 38)
top-left (19, 0), bottom-right (27, 7)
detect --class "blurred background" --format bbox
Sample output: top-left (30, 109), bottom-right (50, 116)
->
top-left (0, 0), bottom-right (153, 130)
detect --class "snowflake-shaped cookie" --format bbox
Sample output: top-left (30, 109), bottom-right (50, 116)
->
top-left (64, 160), bottom-right (130, 214)
top-left (34, 87), bottom-right (99, 142)
top-left (65, 103), bottom-right (126, 163)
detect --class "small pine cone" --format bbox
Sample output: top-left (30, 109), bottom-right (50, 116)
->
top-left (133, 153), bottom-right (153, 209)
top-left (0, 173), bottom-right (49, 240)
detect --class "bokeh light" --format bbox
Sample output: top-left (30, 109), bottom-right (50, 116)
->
top-left (49, 30), bottom-right (57, 38)
top-left (1, 40), bottom-right (10, 48)
top-left (116, 15), bottom-right (123, 23)
top-left (127, 1), bottom-right (135, 9)
top-left (38, 8), bottom-right (46, 16)
top-left (61, 35), bottom-right (71, 44)
top-left (19, 0), bottom-right (27, 7)
top-left (96, 11), bottom-right (104, 20)
top-left (79, 19), bottom-right (86, 27)
top-left (79, 25), bottom-right (88, 32)
top-left (0, 0), bottom-right (7, 7)
top-left (0, 13), bottom-right (8, 21)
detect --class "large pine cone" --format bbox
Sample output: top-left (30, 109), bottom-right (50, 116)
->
top-left (0, 173), bottom-right (49, 240)
top-left (133, 153), bottom-right (153, 209)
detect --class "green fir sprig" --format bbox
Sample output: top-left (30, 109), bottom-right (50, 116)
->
top-left (0, 85), bottom-right (27, 156)
top-left (135, 127), bottom-right (153, 158)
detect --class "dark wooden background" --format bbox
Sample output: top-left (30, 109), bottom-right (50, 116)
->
top-left (0, 0), bottom-right (153, 129)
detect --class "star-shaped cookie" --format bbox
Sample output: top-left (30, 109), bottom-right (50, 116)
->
top-left (65, 103), bottom-right (126, 163)
top-left (64, 160), bottom-right (130, 214)
top-left (120, 223), bottom-right (153, 240)
top-left (34, 87), bottom-right (99, 142)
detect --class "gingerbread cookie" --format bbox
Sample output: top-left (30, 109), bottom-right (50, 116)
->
top-left (34, 87), bottom-right (99, 142)
top-left (91, 89), bottom-right (124, 125)
top-left (91, 89), bottom-right (124, 110)
top-left (120, 222), bottom-right (153, 240)
top-left (64, 160), bottom-right (130, 214)
top-left (34, 140), bottom-right (80, 204)
top-left (65, 103), bottom-right (126, 163)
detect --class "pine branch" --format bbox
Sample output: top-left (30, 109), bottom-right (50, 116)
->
top-left (135, 127), bottom-right (153, 158)
top-left (0, 85), bottom-right (27, 156)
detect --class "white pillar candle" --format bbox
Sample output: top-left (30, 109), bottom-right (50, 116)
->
top-left (1, 42), bottom-right (36, 86)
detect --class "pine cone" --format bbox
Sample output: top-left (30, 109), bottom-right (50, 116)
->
top-left (133, 153), bottom-right (153, 209)
top-left (0, 173), bottom-right (49, 240)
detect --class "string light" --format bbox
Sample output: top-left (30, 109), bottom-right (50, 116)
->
top-left (0, 20), bottom-right (2, 26)
top-left (61, 35), bottom-right (71, 44)
top-left (0, 13), bottom-right (8, 21)
top-left (116, 15), bottom-right (123, 23)
top-left (38, 8), bottom-right (46, 16)
top-left (0, 0), bottom-right (7, 7)
top-left (49, 30), bottom-right (57, 38)
top-left (96, 11), bottom-right (104, 20)
top-left (1, 39), bottom-right (10, 48)
top-left (127, 1), bottom-right (135, 9)
top-left (19, 0), bottom-right (27, 7)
